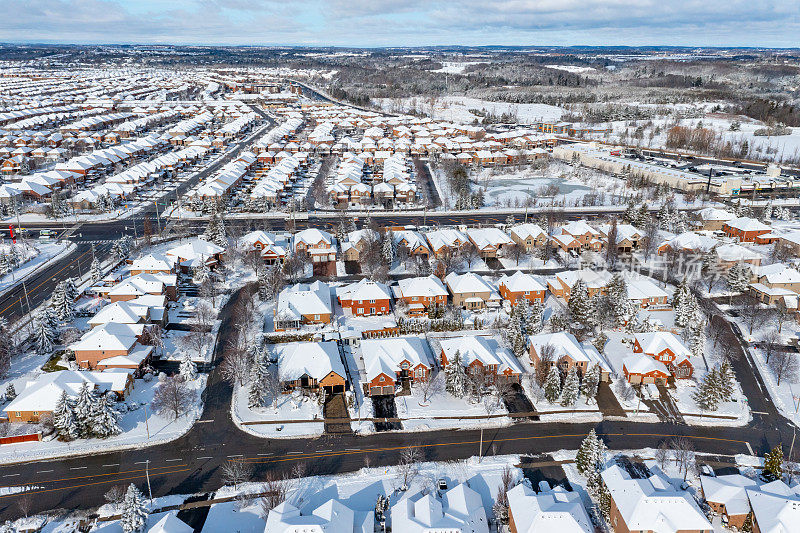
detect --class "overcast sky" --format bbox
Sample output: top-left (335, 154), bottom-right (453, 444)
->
top-left (2, 0), bottom-right (799, 48)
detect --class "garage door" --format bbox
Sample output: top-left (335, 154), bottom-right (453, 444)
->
top-left (332, 385), bottom-right (344, 394)
top-left (370, 386), bottom-right (383, 396)
top-left (382, 386), bottom-right (394, 395)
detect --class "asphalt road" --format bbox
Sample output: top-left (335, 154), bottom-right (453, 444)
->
top-left (0, 285), bottom-right (793, 520)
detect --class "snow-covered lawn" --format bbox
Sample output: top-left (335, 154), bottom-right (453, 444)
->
top-left (395, 385), bottom-right (511, 432)
top-left (231, 383), bottom-right (324, 439)
top-left (0, 241), bottom-right (74, 294)
top-left (0, 374), bottom-right (207, 464)
top-left (376, 95), bottom-right (564, 125)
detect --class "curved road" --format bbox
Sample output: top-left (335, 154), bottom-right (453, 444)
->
top-left (0, 285), bottom-right (792, 520)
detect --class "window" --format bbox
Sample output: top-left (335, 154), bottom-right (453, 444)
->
top-left (401, 362), bottom-right (409, 369)
top-left (379, 376), bottom-right (385, 382)
top-left (357, 308), bottom-right (363, 314)
top-left (15, 412), bottom-right (20, 417)
top-left (370, 299), bottom-right (375, 304)
top-left (314, 314), bottom-right (320, 320)
top-left (33, 411), bottom-right (38, 416)
top-left (412, 296), bottom-right (418, 301)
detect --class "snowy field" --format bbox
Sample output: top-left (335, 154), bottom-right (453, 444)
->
top-left (395, 386), bottom-right (511, 432)
top-left (232, 384), bottom-right (324, 439)
top-left (376, 96), bottom-right (563, 125)
top-left (0, 241), bottom-right (73, 294)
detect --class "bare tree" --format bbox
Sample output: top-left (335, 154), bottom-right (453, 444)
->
top-left (503, 243), bottom-right (527, 267)
top-left (221, 344), bottom-right (251, 387)
top-left (282, 251), bottom-right (308, 283)
top-left (263, 368), bottom-right (282, 409)
top-left (104, 485), bottom-right (126, 505)
top-left (260, 472), bottom-right (289, 517)
top-left (534, 344), bottom-right (556, 387)
top-left (738, 294), bottom-right (771, 335)
top-left (16, 495), bottom-right (32, 518)
top-left (396, 446), bottom-right (421, 491)
top-left (716, 329), bottom-right (741, 363)
top-left (655, 441), bottom-right (670, 470)
top-left (492, 465), bottom-right (514, 524)
top-left (291, 462), bottom-right (307, 480)
top-left (605, 218), bottom-right (619, 267)
top-left (221, 459), bottom-right (253, 490)
top-left (416, 372), bottom-right (445, 404)
top-left (261, 263), bottom-right (286, 301)
top-left (459, 242), bottom-right (480, 269)
top-left (670, 436), bottom-right (695, 481)
top-left (151, 375), bottom-right (197, 420)
top-left (194, 300), bottom-right (214, 331)
top-left (761, 329), bottom-right (782, 364)
top-left (769, 351), bottom-right (799, 386)
top-left (199, 277), bottom-right (219, 308)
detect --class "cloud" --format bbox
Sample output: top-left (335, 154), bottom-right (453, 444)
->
top-left (0, 0), bottom-right (798, 46)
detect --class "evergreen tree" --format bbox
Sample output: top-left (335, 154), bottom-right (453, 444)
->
top-left (445, 351), bottom-right (468, 399)
top-left (605, 274), bottom-right (635, 329)
top-left (689, 321), bottom-right (706, 361)
top-left (727, 263), bottom-right (751, 294)
top-left (580, 364), bottom-right (601, 402)
top-left (120, 484), bottom-right (148, 533)
top-left (672, 278), bottom-right (691, 328)
top-left (4, 383), bottom-right (15, 401)
top-left (717, 361), bottom-right (735, 402)
top-left (53, 390), bottom-right (78, 441)
top-left (560, 366), bottom-right (580, 406)
top-left (33, 312), bottom-right (55, 354)
top-left (51, 281), bottom-right (74, 322)
top-left (90, 255), bottom-right (102, 284)
top-left (593, 332), bottom-right (608, 355)
top-left (73, 382), bottom-right (97, 438)
top-left (526, 300), bottom-right (543, 335)
top-left (64, 277), bottom-right (79, 301)
top-left (91, 393), bottom-right (121, 438)
top-left (763, 446), bottom-right (784, 482)
top-left (544, 366), bottom-right (562, 404)
top-left (193, 260), bottom-right (210, 284)
top-left (382, 231), bottom-right (396, 265)
top-left (179, 354), bottom-right (197, 381)
top-left (204, 212), bottom-right (227, 248)
top-left (568, 279), bottom-right (593, 332)
top-left (44, 307), bottom-right (59, 332)
top-left (692, 368), bottom-right (721, 411)
top-left (508, 312), bottom-right (526, 357)
top-left (575, 429), bottom-right (606, 477)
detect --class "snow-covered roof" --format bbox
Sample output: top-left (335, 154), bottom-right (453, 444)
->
top-left (466, 227), bottom-right (513, 249)
top-left (360, 336), bottom-right (433, 381)
top-left (275, 341), bottom-right (345, 382)
top-left (148, 512), bottom-right (193, 533)
top-left (561, 220), bottom-right (599, 237)
top-left (622, 354), bottom-right (669, 376)
top-left (165, 238), bottom-right (224, 264)
top-left (439, 335), bottom-right (523, 375)
top-left (88, 301), bottom-right (148, 327)
top-left (337, 278), bottom-right (392, 303)
top-left (699, 474), bottom-right (757, 516)
top-left (293, 228), bottom-right (333, 248)
top-left (509, 223), bottom-right (546, 241)
top-left (746, 480), bottom-right (800, 533)
top-left (129, 253), bottom-right (175, 272)
top-left (634, 332), bottom-right (691, 359)
top-left (425, 228), bottom-right (467, 251)
top-left (444, 272), bottom-right (498, 295)
top-left (498, 271), bottom-right (546, 294)
top-left (715, 243), bottom-right (762, 262)
top-left (527, 331), bottom-right (611, 372)
top-left (698, 207), bottom-right (735, 222)
top-left (390, 482), bottom-right (489, 533)
top-left (507, 483), bottom-right (593, 533)
top-left (555, 269), bottom-right (612, 291)
top-left (600, 464), bottom-right (711, 532)
top-left (658, 231), bottom-right (719, 253)
top-left (265, 499), bottom-right (373, 533)
top-left (3, 370), bottom-right (130, 414)
top-left (725, 216), bottom-right (771, 232)
top-left (396, 275), bottom-right (448, 299)
top-left (276, 281), bottom-right (332, 321)
top-left (71, 322), bottom-right (143, 352)
top-left (621, 272), bottom-right (669, 301)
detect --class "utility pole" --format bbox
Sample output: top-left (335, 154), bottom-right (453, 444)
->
top-left (154, 201), bottom-right (163, 236)
top-left (145, 459), bottom-right (153, 502)
top-left (479, 427), bottom-right (483, 463)
top-left (144, 403), bottom-right (150, 442)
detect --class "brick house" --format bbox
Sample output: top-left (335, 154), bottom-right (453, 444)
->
top-left (633, 331), bottom-right (694, 379)
top-left (498, 271), bottom-right (547, 306)
top-left (337, 279), bottom-right (392, 317)
top-left (722, 217), bottom-right (772, 243)
top-left (394, 275), bottom-right (448, 317)
top-left (361, 336), bottom-right (433, 396)
top-left (275, 341), bottom-right (347, 395)
top-left (440, 335), bottom-right (523, 384)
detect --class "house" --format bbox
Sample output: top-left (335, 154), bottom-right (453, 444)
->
top-left (715, 243), bottom-right (762, 269)
top-left (622, 354), bottom-right (670, 385)
top-left (749, 282), bottom-right (799, 309)
top-left (238, 230), bottom-right (287, 263)
top-left (560, 221), bottom-right (603, 251)
top-left (71, 322), bottom-right (153, 371)
top-left (425, 228), bottom-right (468, 257)
top-left (275, 341), bottom-right (347, 395)
top-left (88, 301), bottom-right (150, 327)
top-left (752, 263), bottom-right (800, 292)
top-left (129, 253), bottom-right (175, 275)
top-left (746, 479), bottom-right (800, 533)
top-left (390, 482), bottom-right (489, 533)
top-left (440, 335), bottom-right (524, 384)
top-left (596, 223), bottom-right (642, 253)
top-left (265, 500), bottom-right (373, 533)
top-left (360, 336), bottom-right (434, 396)
top-left (444, 272), bottom-right (501, 309)
top-left (699, 474), bottom-right (757, 530)
top-left (165, 238), bottom-right (225, 273)
top-left (722, 217), bottom-right (772, 243)
top-left (149, 513), bottom-right (193, 533)
top-left (394, 230), bottom-right (430, 257)
top-left (507, 483), bottom-right (593, 533)
top-left (292, 228), bottom-right (336, 260)
top-left (528, 331), bottom-right (612, 381)
top-left (466, 227), bottom-right (514, 258)
top-left (394, 275), bottom-right (448, 317)
top-left (337, 278), bottom-right (393, 316)
top-left (106, 273), bottom-right (178, 302)
top-left (657, 231), bottom-right (719, 256)
top-left (601, 464), bottom-right (712, 533)
top-left (547, 269), bottom-right (612, 301)
top-left (697, 207), bottom-right (735, 231)
top-left (622, 272), bottom-right (670, 309)
top-left (508, 223), bottom-right (548, 251)
top-left (340, 229), bottom-right (378, 262)
top-left (633, 331), bottom-right (693, 379)
top-left (498, 271), bottom-right (547, 306)
top-left (3, 370), bottom-right (133, 423)
top-left (274, 281), bottom-right (332, 331)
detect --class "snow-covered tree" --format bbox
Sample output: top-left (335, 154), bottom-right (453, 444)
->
top-left (605, 274), bottom-right (635, 329)
top-left (179, 354), bottom-right (197, 381)
top-left (726, 263), bottom-right (751, 294)
top-left (63, 277), bottom-right (79, 302)
top-left (581, 364), bottom-right (601, 402)
top-left (4, 383), bottom-right (15, 400)
top-left (53, 390), bottom-right (78, 441)
top-left (560, 366), bottom-right (580, 407)
top-left (763, 446), bottom-right (783, 482)
top-left (382, 231), bottom-right (396, 266)
top-left (91, 393), bottom-right (121, 438)
top-left (544, 365), bottom-right (562, 404)
top-left (33, 311), bottom-right (56, 354)
top-left (120, 484), bottom-right (148, 533)
top-left (593, 332), bottom-right (608, 355)
top-left (50, 281), bottom-right (75, 323)
top-left (568, 279), bottom-right (593, 333)
top-left (90, 255), bottom-right (102, 284)
top-left (73, 382), bottom-right (97, 438)
top-left (508, 312), bottom-right (526, 358)
top-left (717, 361), bottom-right (735, 402)
top-left (204, 212), bottom-right (227, 248)
top-left (526, 300), bottom-right (543, 335)
top-left (692, 368), bottom-right (721, 411)
top-left (575, 429), bottom-right (606, 479)
top-left (445, 351), bottom-right (468, 399)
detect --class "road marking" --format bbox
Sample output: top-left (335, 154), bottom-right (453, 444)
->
top-left (102, 464), bottom-right (119, 468)
top-left (197, 457), bottom-right (213, 460)
top-left (135, 461), bottom-right (148, 465)
top-left (36, 470), bottom-right (54, 474)
top-left (70, 467), bottom-right (87, 470)
top-left (751, 411), bottom-right (769, 415)
top-left (746, 442), bottom-right (754, 455)
top-left (346, 448), bottom-right (361, 451)
top-left (257, 453), bottom-right (273, 456)
top-left (165, 459), bottom-right (182, 462)
top-left (196, 419), bottom-right (214, 424)
top-left (287, 451), bottom-right (304, 455)
top-left (316, 449), bottom-right (332, 453)
top-left (226, 454), bottom-right (243, 458)
top-left (2, 474), bottom-right (19, 478)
